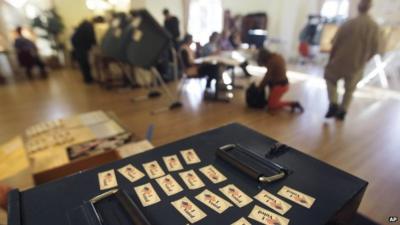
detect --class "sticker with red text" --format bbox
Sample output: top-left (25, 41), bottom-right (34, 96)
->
top-left (199, 165), bottom-right (227, 184)
top-left (98, 169), bottom-right (118, 190)
top-left (231, 217), bottom-right (252, 225)
top-left (195, 189), bottom-right (232, 214)
top-left (142, 160), bottom-right (165, 179)
top-left (156, 174), bottom-right (183, 196)
top-left (180, 149), bottom-right (201, 164)
top-left (248, 205), bottom-right (290, 225)
top-left (254, 190), bottom-right (292, 215)
top-left (134, 183), bottom-right (161, 207)
top-left (163, 154), bottom-right (184, 172)
top-left (179, 170), bottom-right (205, 190)
top-left (118, 164), bottom-right (145, 183)
top-left (278, 186), bottom-right (315, 209)
top-left (171, 197), bottom-right (207, 223)
top-left (219, 184), bottom-right (252, 208)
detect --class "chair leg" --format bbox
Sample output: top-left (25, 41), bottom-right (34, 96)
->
top-left (177, 76), bottom-right (187, 98)
top-left (197, 78), bottom-right (204, 90)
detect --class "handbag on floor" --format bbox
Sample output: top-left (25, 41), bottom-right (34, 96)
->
top-left (246, 83), bottom-right (267, 108)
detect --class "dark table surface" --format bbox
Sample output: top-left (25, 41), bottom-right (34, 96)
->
top-left (9, 123), bottom-right (367, 225)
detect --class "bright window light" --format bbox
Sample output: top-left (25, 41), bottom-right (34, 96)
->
top-left (190, 43), bottom-right (197, 51)
top-left (86, 0), bottom-right (111, 11)
top-left (338, 0), bottom-right (349, 18)
top-left (25, 4), bottom-right (39, 19)
top-left (108, 0), bottom-right (130, 11)
top-left (248, 29), bottom-right (267, 36)
top-left (187, 0), bottom-right (223, 45)
top-left (321, 0), bottom-right (349, 19)
top-left (5, 0), bottom-right (28, 8)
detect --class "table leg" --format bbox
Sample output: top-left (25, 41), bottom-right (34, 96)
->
top-left (326, 186), bottom-right (367, 225)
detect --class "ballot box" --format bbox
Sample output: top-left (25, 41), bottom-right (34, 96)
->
top-left (8, 123), bottom-right (367, 225)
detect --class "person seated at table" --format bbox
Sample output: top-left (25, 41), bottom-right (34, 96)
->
top-left (219, 30), bottom-right (234, 51)
top-left (179, 34), bottom-right (219, 89)
top-left (229, 31), bottom-right (242, 49)
top-left (0, 185), bottom-right (11, 210)
top-left (217, 30), bottom-right (251, 77)
top-left (14, 26), bottom-right (47, 79)
top-left (257, 48), bottom-right (304, 113)
top-left (201, 32), bottom-right (220, 57)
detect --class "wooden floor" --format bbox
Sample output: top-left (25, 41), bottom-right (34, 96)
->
top-left (1, 67), bottom-right (399, 224)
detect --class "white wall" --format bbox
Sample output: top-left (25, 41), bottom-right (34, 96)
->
top-left (145, 0), bottom-right (185, 36)
top-left (0, 1), bottom-right (27, 39)
top-left (53, 0), bottom-right (95, 46)
top-left (131, 0), bottom-right (146, 9)
top-left (0, 0), bottom-right (328, 59)
top-left (370, 0), bottom-right (400, 25)
top-left (276, 0), bottom-right (322, 58)
top-left (141, 0), bottom-right (324, 58)
top-left (221, 0), bottom-right (280, 38)
top-left (220, 0), bottom-right (322, 58)
top-left (51, 0), bottom-right (184, 49)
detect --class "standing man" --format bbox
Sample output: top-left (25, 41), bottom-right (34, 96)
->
top-left (163, 9), bottom-right (180, 47)
top-left (324, 0), bottom-right (380, 120)
top-left (71, 19), bottom-right (96, 84)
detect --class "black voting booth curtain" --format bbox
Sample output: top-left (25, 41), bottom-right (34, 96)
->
top-left (101, 10), bottom-right (171, 69)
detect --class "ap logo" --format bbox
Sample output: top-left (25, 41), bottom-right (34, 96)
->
top-left (389, 216), bottom-right (398, 223)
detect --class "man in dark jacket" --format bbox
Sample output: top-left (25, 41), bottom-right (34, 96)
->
top-left (163, 9), bottom-right (180, 47)
top-left (14, 26), bottom-right (47, 78)
top-left (71, 20), bottom-right (96, 84)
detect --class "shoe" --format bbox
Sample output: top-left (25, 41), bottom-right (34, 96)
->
top-left (84, 79), bottom-right (94, 84)
top-left (239, 62), bottom-right (251, 77)
top-left (290, 102), bottom-right (304, 113)
top-left (335, 108), bottom-right (347, 121)
top-left (325, 103), bottom-right (339, 118)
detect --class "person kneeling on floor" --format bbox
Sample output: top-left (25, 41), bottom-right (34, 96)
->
top-left (257, 48), bottom-right (304, 113)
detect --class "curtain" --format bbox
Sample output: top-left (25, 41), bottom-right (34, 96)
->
top-left (182, 0), bottom-right (189, 36)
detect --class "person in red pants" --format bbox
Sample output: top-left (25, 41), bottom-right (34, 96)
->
top-left (257, 49), bottom-right (304, 113)
top-left (0, 185), bottom-right (11, 210)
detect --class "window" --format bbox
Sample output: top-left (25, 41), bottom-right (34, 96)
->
top-left (5, 0), bottom-right (28, 8)
top-left (187, 0), bottom-right (223, 45)
top-left (321, 0), bottom-right (349, 19)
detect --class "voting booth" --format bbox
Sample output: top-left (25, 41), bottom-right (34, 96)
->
top-left (100, 10), bottom-right (181, 113)
top-left (101, 10), bottom-right (171, 67)
top-left (124, 10), bottom-right (171, 69)
top-left (101, 12), bottom-right (131, 62)
top-left (8, 123), bottom-right (367, 225)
